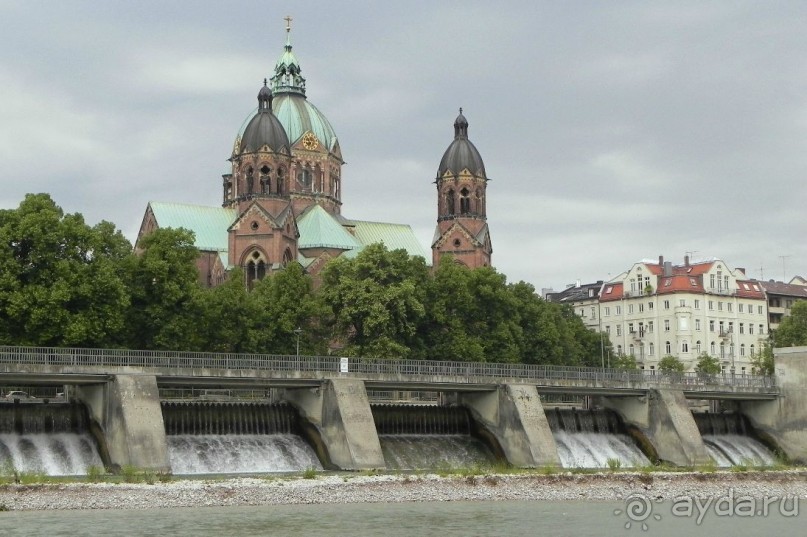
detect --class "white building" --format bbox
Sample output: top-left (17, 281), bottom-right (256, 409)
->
top-left (599, 256), bottom-right (768, 374)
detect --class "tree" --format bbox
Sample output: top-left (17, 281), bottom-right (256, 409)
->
top-left (612, 353), bottom-right (638, 370)
top-left (0, 194), bottom-right (131, 347)
top-left (773, 300), bottom-right (807, 347)
top-left (191, 268), bottom-right (255, 353)
top-left (320, 244), bottom-right (429, 358)
top-left (658, 355), bottom-right (685, 373)
top-left (695, 352), bottom-right (722, 375)
top-left (751, 341), bottom-right (775, 375)
top-left (124, 227), bottom-right (201, 350)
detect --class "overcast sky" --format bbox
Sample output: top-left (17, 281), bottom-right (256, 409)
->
top-left (1, 1), bottom-right (805, 291)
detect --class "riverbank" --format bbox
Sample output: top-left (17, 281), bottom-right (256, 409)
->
top-left (0, 470), bottom-right (806, 511)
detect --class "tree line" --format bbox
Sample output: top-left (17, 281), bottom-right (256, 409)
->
top-left (0, 194), bottom-right (610, 366)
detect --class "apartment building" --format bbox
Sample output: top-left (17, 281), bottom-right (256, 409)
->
top-left (599, 256), bottom-right (768, 374)
top-left (757, 278), bottom-right (807, 332)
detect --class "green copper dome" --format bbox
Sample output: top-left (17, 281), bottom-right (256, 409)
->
top-left (235, 26), bottom-right (339, 155)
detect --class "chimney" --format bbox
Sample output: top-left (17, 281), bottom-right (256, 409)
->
top-left (684, 255), bottom-right (690, 267)
top-left (663, 261), bottom-right (673, 277)
top-left (658, 255), bottom-right (664, 266)
top-left (575, 279), bottom-right (581, 288)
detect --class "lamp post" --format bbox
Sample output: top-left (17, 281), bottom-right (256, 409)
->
top-left (294, 327), bottom-right (302, 365)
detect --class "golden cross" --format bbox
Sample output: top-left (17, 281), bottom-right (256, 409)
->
top-left (284, 15), bottom-right (292, 33)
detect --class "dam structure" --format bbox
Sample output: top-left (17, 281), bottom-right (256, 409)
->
top-left (0, 345), bottom-right (800, 474)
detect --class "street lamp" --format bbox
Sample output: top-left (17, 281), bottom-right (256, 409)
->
top-left (294, 327), bottom-right (302, 360)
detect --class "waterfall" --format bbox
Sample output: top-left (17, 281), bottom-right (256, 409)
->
top-left (161, 401), bottom-right (321, 474)
top-left (0, 403), bottom-right (103, 476)
top-left (372, 405), bottom-right (495, 470)
top-left (547, 408), bottom-right (649, 468)
top-left (693, 412), bottom-right (775, 466)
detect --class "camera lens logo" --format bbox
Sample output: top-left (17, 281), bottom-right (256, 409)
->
top-left (614, 494), bottom-right (663, 531)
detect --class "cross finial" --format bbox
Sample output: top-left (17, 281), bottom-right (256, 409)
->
top-left (459, 107), bottom-right (463, 114)
top-left (263, 78), bottom-right (267, 86)
top-left (284, 15), bottom-right (292, 33)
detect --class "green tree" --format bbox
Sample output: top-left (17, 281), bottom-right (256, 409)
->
top-left (773, 300), bottom-right (807, 347)
top-left (612, 353), bottom-right (638, 370)
top-left (0, 194), bottom-right (131, 347)
top-left (751, 341), bottom-right (775, 375)
top-left (124, 227), bottom-right (201, 350)
top-left (320, 244), bottom-right (429, 358)
top-left (658, 355), bottom-right (685, 373)
top-left (695, 352), bottom-right (722, 375)
top-left (192, 268), bottom-right (255, 353)
top-left (248, 262), bottom-right (328, 355)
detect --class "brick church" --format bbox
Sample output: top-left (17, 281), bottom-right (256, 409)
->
top-left (136, 20), bottom-right (493, 287)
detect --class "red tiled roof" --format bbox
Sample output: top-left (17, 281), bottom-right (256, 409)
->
top-left (642, 261), bottom-right (714, 277)
top-left (656, 275), bottom-right (704, 294)
top-left (599, 282), bottom-right (623, 302)
top-left (736, 280), bottom-right (766, 299)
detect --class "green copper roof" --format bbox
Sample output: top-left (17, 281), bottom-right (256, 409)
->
top-left (297, 205), bottom-right (362, 250)
top-left (273, 93), bottom-right (338, 150)
top-left (271, 29), bottom-right (306, 97)
top-left (351, 220), bottom-right (431, 264)
top-left (148, 202), bottom-right (235, 253)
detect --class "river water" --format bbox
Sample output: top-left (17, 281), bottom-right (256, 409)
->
top-left (1, 499), bottom-right (800, 536)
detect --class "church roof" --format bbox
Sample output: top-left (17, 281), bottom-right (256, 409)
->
top-left (437, 109), bottom-right (486, 177)
top-left (148, 202), bottom-right (234, 253)
top-left (297, 205), bottom-right (362, 250)
top-left (351, 220), bottom-right (430, 262)
top-left (273, 94), bottom-right (338, 151)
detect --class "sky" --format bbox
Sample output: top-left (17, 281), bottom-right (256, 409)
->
top-left (1, 1), bottom-right (805, 292)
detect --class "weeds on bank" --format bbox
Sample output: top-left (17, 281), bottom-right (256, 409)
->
top-left (302, 467), bottom-right (318, 479)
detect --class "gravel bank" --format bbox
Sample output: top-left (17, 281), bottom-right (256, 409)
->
top-left (1, 471), bottom-right (806, 511)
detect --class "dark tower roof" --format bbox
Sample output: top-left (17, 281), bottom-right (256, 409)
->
top-left (437, 108), bottom-right (486, 177)
top-left (238, 80), bottom-right (290, 154)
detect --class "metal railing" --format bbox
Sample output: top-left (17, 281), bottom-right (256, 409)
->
top-left (0, 346), bottom-right (777, 391)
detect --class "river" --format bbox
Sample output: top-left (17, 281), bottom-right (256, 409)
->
top-left (0, 498), bottom-right (800, 536)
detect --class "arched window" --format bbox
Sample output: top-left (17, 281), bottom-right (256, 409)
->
top-left (720, 342), bottom-right (725, 358)
top-left (617, 345), bottom-right (622, 356)
top-left (475, 188), bottom-right (482, 214)
top-left (446, 189), bottom-right (455, 215)
top-left (696, 340), bottom-right (701, 354)
top-left (629, 344), bottom-right (634, 356)
top-left (750, 344), bottom-right (755, 356)
top-left (740, 344), bottom-right (745, 357)
top-left (246, 167), bottom-right (255, 194)
top-left (282, 248), bottom-right (293, 266)
top-left (460, 188), bottom-right (470, 214)
top-left (259, 165), bottom-right (271, 194)
top-left (297, 167), bottom-right (312, 191)
top-left (333, 176), bottom-right (340, 199)
top-left (710, 341), bottom-right (715, 355)
top-left (245, 250), bottom-right (267, 290)
top-left (277, 167), bottom-right (285, 195)
top-left (665, 341), bottom-right (671, 354)
top-left (649, 342), bottom-right (654, 355)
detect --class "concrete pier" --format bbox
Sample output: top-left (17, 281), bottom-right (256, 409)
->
top-left (601, 389), bottom-right (710, 466)
top-left (737, 346), bottom-right (807, 463)
top-left (76, 374), bottom-right (170, 472)
top-left (462, 384), bottom-right (560, 467)
top-left (284, 378), bottom-right (385, 470)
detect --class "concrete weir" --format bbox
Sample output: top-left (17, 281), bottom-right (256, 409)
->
top-left (76, 374), bottom-right (170, 472)
top-left (462, 384), bottom-right (560, 467)
top-left (284, 378), bottom-right (385, 470)
top-left (600, 389), bottom-right (710, 466)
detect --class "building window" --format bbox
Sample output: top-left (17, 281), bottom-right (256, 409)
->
top-left (617, 345), bottom-right (622, 355)
top-left (459, 188), bottom-right (471, 214)
top-left (605, 307), bottom-right (610, 316)
top-left (616, 306), bottom-right (621, 315)
top-left (710, 274), bottom-right (715, 288)
top-left (750, 344), bottom-right (755, 357)
top-left (649, 343), bottom-right (654, 355)
top-left (628, 304), bottom-right (634, 314)
top-left (749, 324), bottom-right (754, 335)
top-left (759, 324), bottom-right (764, 335)
top-left (711, 341), bottom-right (716, 354)
top-left (720, 342), bottom-right (725, 358)
top-left (446, 189), bottom-right (455, 214)
top-left (724, 275), bottom-right (729, 290)
top-left (591, 307), bottom-right (596, 319)
top-left (696, 340), bottom-right (701, 354)
top-left (616, 325), bottom-right (622, 336)
top-left (628, 323), bottom-right (634, 333)
top-left (695, 299), bottom-right (700, 309)
top-left (709, 301), bottom-right (714, 311)
top-left (695, 319), bottom-right (701, 331)
top-left (648, 302), bottom-right (654, 311)
top-left (740, 344), bottom-right (745, 357)
top-left (679, 299), bottom-right (686, 307)
top-left (758, 305), bottom-right (763, 315)
top-left (709, 320), bottom-right (715, 332)
top-left (739, 304), bottom-right (744, 313)
top-left (629, 344), bottom-right (635, 356)
top-left (718, 302), bottom-right (723, 311)
top-left (664, 300), bottom-right (670, 310)
top-left (639, 304), bottom-right (644, 313)
top-left (605, 325), bottom-right (611, 335)
top-left (665, 341), bottom-right (671, 354)
top-left (664, 320), bottom-right (670, 332)
top-left (682, 341), bottom-right (689, 353)
top-left (739, 323), bottom-right (744, 334)
top-left (727, 303), bottom-right (733, 312)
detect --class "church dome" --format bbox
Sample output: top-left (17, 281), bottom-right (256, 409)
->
top-left (237, 81), bottom-right (290, 155)
top-left (437, 109), bottom-right (486, 177)
top-left (234, 27), bottom-right (339, 155)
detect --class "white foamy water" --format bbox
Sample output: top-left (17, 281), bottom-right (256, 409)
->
top-left (553, 430), bottom-right (650, 468)
top-left (0, 433), bottom-right (103, 475)
top-left (167, 434), bottom-right (322, 474)
top-left (379, 434), bottom-right (495, 470)
top-left (702, 434), bottom-right (775, 467)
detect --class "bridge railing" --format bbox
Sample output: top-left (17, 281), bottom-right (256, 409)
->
top-left (0, 346), bottom-right (777, 391)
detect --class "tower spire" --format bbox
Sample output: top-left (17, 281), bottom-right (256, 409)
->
top-left (272, 15), bottom-right (306, 96)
